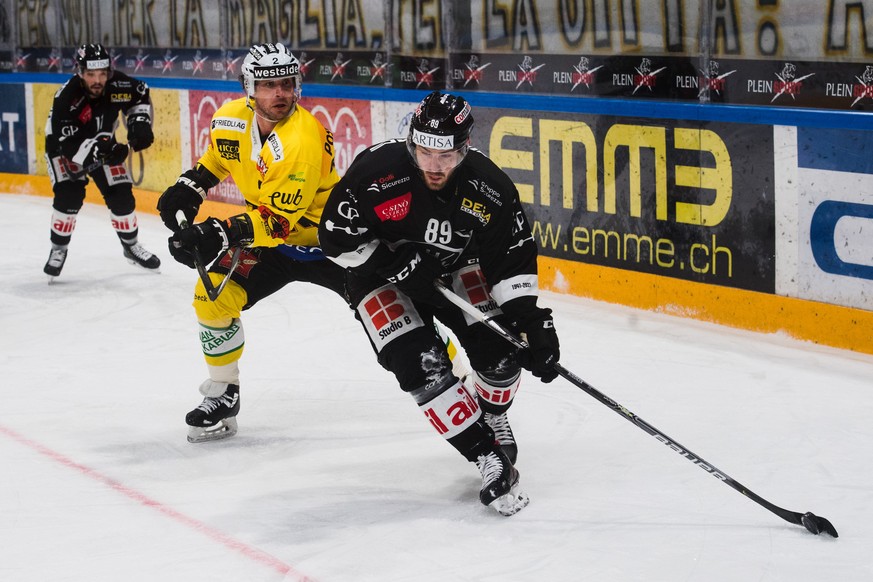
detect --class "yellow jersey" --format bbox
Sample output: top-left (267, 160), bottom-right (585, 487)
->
top-left (198, 97), bottom-right (338, 248)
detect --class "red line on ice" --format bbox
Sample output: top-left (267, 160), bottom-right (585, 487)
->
top-left (0, 424), bottom-right (315, 582)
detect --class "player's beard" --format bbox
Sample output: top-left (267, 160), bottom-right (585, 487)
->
top-left (85, 83), bottom-right (104, 99)
top-left (255, 97), bottom-right (295, 123)
top-left (422, 170), bottom-right (449, 191)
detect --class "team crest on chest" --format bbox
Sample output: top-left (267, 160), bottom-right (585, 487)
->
top-left (257, 155), bottom-right (268, 181)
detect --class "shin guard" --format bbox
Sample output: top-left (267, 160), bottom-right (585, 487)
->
top-left (470, 370), bottom-right (521, 414)
top-left (110, 211), bottom-right (139, 245)
top-left (49, 209), bottom-right (77, 246)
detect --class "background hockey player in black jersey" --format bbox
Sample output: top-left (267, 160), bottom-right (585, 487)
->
top-left (318, 91), bottom-right (561, 516)
top-left (43, 43), bottom-right (159, 278)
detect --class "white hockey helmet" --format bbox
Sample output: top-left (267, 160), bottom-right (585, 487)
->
top-left (240, 43), bottom-right (302, 99)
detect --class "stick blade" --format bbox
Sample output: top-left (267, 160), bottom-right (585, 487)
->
top-left (800, 512), bottom-right (839, 538)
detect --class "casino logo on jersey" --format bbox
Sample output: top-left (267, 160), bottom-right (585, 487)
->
top-left (374, 192), bottom-right (412, 221)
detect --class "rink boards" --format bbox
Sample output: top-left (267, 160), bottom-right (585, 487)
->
top-left (1, 79), bottom-right (871, 355)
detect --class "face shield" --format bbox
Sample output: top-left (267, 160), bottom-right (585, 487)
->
top-left (406, 128), bottom-right (470, 174)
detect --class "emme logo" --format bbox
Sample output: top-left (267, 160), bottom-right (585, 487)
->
top-left (489, 117), bottom-right (732, 225)
top-left (489, 116), bottom-right (740, 279)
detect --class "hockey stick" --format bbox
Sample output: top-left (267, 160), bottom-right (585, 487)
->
top-left (434, 281), bottom-right (839, 538)
top-left (176, 211), bottom-right (242, 301)
top-left (66, 158), bottom-right (107, 180)
top-left (65, 140), bottom-right (130, 180)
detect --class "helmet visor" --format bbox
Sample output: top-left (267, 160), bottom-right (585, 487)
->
top-left (407, 129), bottom-right (469, 173)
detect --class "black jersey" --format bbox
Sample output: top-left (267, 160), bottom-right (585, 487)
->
top-left (319, 139), bottom-right (541, 314)
top-left (45, 71), bottom-right (152, 164)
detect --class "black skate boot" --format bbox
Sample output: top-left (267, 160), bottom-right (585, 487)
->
top-left (44, 245), bottom-right (68, 278)
top-left (476, 448), bottom-right (529, 516)
top-left (484, 411), bottom-right (517, 464)
top-left (122, 242), bottom-right (161, 270)
top-left (186, 382), bottom-right (240, 443)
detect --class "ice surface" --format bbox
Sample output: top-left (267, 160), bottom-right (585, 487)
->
top-left (2, 194), bottom-right (870, 581)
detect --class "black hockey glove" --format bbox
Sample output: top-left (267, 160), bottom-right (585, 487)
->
top-left (376, 246), bottom-right (447, 306)
top-left (158, 179), bottom-right (207, 232)
top-left (89, 136), bottom-right (129, 167)
top-left (126, 115), bottom-right (154, 152)
top-left (168, 214), bottom-right (254, 268)
top-left (515, 307), bottom-right (560, 383)
top-left (168, 218), bottom-right (230, 269)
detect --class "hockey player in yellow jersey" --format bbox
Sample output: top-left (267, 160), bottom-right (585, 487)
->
top-left (157, 43), bottom-right (347, 443)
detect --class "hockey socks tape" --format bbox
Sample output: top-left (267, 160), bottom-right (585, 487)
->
top-left (471, 370), bottom-right (520, 408)
top-left (418, 381), bottom-right (481, 439)
top-left (110, 211), bottom-right (138, 235)
top-left (50, 210), bottom-right (77, 239)
top-left (199, 319), bottom-right (245, 366)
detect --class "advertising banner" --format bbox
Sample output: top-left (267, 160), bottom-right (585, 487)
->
top-left (127, 88), bottom-right (184, 192)
top-left (0, 83), bottom-right (26, 173)
top-left (300, 96), bottom-right (372, 176)
top-left (31, 83), bottom-right (58, 175)
top-left (6, 1), bottom-right (873, 111)
top-left (476, 108), bottom-right (776, 292)
top-left (777, 126), bottom-right (873, 311)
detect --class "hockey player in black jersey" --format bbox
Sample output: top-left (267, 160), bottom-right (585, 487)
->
top-left (318, 91), bottom-right (561, 516)
top-left (43, 43), bottom-right (160, 278)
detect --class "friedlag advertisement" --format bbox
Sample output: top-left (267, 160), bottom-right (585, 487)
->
top-left (476, 109), bottom-right (776, 293)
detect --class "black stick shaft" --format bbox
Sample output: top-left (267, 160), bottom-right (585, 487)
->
top-left (434, 282), bottom-right (837, 537)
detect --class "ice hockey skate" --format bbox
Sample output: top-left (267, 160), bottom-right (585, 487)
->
top-left (484, 411), bottom-right (517, 464)
top-left (122, 242), bottom-right (161, 270)
top-left (44, 245), bottom-right (68, 279)
top-left (186, 381), bottom-right (240, 443)
top-left (476, 449), bottom-right (529, 516)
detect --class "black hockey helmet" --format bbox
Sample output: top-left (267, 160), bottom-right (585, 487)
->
top-left (75, 43), bottom-right (111, 72)
top-left (406, 91), bottom-right (474, 168)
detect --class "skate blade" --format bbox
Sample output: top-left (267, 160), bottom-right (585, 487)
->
top-left (187, 417), bottom-right (238, 443)
top-left (489, 482), bottom-right (530, 516)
